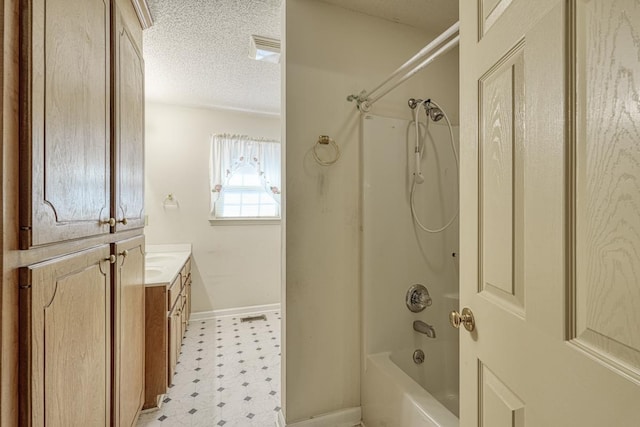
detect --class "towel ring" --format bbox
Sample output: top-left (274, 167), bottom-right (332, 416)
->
top-left (312, 135), bottom-right (341, 166)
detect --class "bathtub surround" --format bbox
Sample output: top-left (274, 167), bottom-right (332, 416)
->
top-left (361, 115), bottom-right (460, 425)
top-left (144, 102), bottom-right (281, 312)
top-left (283, 0), bottom-right (458, 423)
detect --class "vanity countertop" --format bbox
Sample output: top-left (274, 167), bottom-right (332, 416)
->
top-left (145, 244), bottom-right (192, 287)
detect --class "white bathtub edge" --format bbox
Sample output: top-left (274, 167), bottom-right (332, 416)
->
top-left (363, 352), bottom-right (459, 427)
top-left (275, 407), bottom-right (362, 427)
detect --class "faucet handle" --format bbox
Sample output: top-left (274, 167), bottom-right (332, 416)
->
top-left (406, 284), bottom-right (432, 312)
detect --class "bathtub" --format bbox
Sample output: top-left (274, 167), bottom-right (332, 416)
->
top-left (361, 352), bottom-right (459, 427)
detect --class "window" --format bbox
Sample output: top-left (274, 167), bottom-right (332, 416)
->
top-left (210, 134), bottom-right (281, 221)
top-left (214, 164), bottom-right (280, 218)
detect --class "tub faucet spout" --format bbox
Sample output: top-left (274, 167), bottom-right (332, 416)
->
top-left (413, 320), bottom-right (436, 338)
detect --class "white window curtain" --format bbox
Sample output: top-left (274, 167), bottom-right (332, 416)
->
top-left (210, 134), bottom-right (281, 211)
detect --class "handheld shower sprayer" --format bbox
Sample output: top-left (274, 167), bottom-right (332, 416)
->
top-left (413, 111), bottom-right (425, 184)
top-left (407, 96), bottom-right (460, 233)
top-left (409, 98), bottom-right (446, 185)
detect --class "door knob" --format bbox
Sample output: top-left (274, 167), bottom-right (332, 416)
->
top-left (449, 307), bottom-right (475, 332)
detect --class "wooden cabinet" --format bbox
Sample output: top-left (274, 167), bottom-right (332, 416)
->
top-left (112, 236), bottom-right (145, 427)
top-left (12, 0), bottom-right (151, 425)
top-left (19, 0), bottom-right (146, 249)
top-left (144, 256), bottom-right (192, 409)
top-left (112, 1), bottom-right (145, 232)
top-left (19, 0), bottom-right (112, 248)
top-left (19, 246), bottom-right (112, 426)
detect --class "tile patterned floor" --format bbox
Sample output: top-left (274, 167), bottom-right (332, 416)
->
top-left (137, 311), bottom-right (281, 427)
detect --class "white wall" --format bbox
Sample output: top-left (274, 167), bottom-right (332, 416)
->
top-left (284, 0), bottom-right (458, 423)
top-left (145, 102), bottom-right (282, 311)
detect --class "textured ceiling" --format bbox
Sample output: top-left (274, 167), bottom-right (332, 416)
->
top-left (320, 0), bottom-right (458, 34)
top-left (144, 0), bottom-right (283, 115)
top-left (143, 0), bottom-right (458, 115)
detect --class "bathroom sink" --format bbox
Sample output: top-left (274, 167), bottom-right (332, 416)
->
top-left (145, 268), bottom-right (166, 282)
top-left (143, 247), bottom-right (191, 285)
top-left (146, 254), bottom-right (178, 263)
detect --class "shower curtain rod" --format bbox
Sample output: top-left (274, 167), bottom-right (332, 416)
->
top-left (347, 21), bottom-right (459, 111)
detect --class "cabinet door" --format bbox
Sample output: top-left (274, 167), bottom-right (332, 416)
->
top-left (113, 236), bottom-right (145, 426)
top-left (112, 3), bottom-right (145, 232)
top-left (185, 258), bottom-right (192, 323)
top-left (167, 304), bottom-right (181, 387)
top-left (20, 0), bottom-right (111, 248)
top-left (181, 290), bottom-right (187, 340)
top-left (19, 245), bottom-right (111, 426)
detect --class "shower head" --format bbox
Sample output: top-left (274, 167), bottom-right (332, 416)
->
top-left (425, 102), bottom-right (444, 122)
top-left (428, 107), bottom-right (444, 122)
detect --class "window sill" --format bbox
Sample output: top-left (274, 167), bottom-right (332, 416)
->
top-left (208, 218), bottom-right (281, 226)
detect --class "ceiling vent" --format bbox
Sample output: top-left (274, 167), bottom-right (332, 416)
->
top-left (249, 35), bottom-right (281, 64)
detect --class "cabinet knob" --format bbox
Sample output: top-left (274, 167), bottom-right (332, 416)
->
top-left (105, 255), bottom-right (116, 264)
top-left (119, 249), bottom-right (128, 258)
top-left (116, 218), bottom-right (128, 225)
top-left (101, 218), bottom-right (116, 227)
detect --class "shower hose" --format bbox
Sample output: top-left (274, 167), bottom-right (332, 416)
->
top-left (410, 99), bottom-right (459, 233)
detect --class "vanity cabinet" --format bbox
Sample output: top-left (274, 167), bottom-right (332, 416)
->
top-left (143, 256), bottom-right (192, 409)
top-left (19, 246), bottom-right (113, 426)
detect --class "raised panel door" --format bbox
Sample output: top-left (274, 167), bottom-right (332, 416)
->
top-left (20, 0), bottom-right (111, 248)
top-left (113, 236), bottom-right (145, 426)
top-left (112, 5), bottom-right (144, 232)
top-left (19, 245), bottom-right (111, 426)
top-left (460, 0), bottom-right (640, 425)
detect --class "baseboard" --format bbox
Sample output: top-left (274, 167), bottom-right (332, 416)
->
top-left (190, 303), bottom-right (281, 321)
top-left (275, 407), bottom-right (361, 427)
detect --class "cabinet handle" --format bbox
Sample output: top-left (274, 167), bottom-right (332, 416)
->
top-left (119, 249), bottom-right (128, 258)
top-left (105, 255), bottom-right (116, 264)
top-left (101, 218), bottom-right (116, 227)
top-left (116, 218), bottom-right (128, 225)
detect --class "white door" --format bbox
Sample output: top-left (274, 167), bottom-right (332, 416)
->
top-left (459, 0), bottom-right (640, 425)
